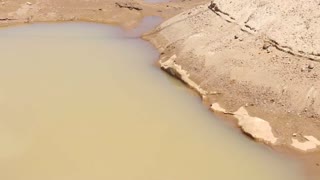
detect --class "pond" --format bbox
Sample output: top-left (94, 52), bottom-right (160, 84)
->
top-left (0, 22), bottom-right (303, 180)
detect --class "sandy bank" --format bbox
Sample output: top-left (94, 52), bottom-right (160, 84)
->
top-left (0, 0), bottom-right (207, 29)
top-left (143, 1), bottom-right (320, 178)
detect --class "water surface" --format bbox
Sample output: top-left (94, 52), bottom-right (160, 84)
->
top-left (0, 23), bottom-right (303, 180)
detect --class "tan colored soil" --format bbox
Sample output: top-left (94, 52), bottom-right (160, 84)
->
top-left (144, 1), bottom-right (320, 178)
top-left (0, 0), bottom-right (207, 29)
top-left (1, 0), bottom-right (320, 179)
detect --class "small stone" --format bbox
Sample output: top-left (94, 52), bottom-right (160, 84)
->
top-left (245, 103), bottom-right (254, 107)
top-left (292, 133), bottom-right (297, 137)
top-left (26, 2), bottom-right (32, 5)
top-left (301, 67), bottom-right (306, 72)
top-left (263, 43), bottom-right (271, 50)
top-left (234, 35), bottom-right (238, 39)
top-left (208, 91), bottom-right (221, 95)
top-left (282, 87), bottom-right (287, 93)
top-left (308, 63), bottom-right (315, 69)
top-left (309, 114), bottom-right (316, 118)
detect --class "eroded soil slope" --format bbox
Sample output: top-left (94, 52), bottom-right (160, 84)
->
top-left (144, 1), bottom-right (320, 176)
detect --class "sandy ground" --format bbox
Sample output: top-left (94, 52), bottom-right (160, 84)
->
top-left (144, 1), bottom-right (320, 179)
top-left (1, 0), bottom-right (320, 179)
top-left (0, 0), bottom-right (207, 29)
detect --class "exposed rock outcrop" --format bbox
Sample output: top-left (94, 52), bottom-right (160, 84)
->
top-left (211, 103), bottom-right (278, 144)
top-left (291, 136), bottom-right (320, 152)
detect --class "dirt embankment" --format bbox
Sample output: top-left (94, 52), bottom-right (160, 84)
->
top-left (143, 1), bottom-right (320, 178)
top-left (0, 0), bottom-right (207, 28)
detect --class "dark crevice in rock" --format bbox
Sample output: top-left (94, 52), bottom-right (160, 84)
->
top-left (0, 18), bottom-right (16, 21)
top-left (115, 2), bottom-right (142, 11)
top-left (208, 1), bottom-right (235, 21)
top-left (267, 38), bottom-right (320, 62)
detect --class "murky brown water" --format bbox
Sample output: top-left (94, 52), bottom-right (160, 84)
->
top-left (0, 23), bottom-right (303, 180)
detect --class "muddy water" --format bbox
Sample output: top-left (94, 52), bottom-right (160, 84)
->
top-left (0, 23), bottom-right (303, 180)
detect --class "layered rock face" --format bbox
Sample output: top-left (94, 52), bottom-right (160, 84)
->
top-left (145, 1), bottom-right (320, 152)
